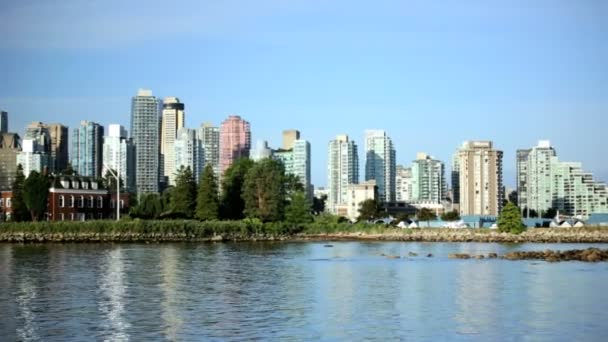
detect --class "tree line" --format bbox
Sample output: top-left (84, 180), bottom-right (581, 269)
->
top-left (130, 158), bottom-right (314, 224)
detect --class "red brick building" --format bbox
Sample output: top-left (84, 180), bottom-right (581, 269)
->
top-left (0, 176), bottom-right (130, 221)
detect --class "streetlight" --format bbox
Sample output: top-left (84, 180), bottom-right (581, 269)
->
top-left (103, 157), bottom-right (120, 221)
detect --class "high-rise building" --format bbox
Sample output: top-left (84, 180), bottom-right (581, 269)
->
top-left (327, 135), bottom-right (359, 213)
top-left (457, 141), bottom-right (504, 216)
top-left (160, 97), bottom-right (185, 185)
top-left (274, 139), bottom-right (312, 199)
top-left (46, 123), bottom-right (69, 172)
top-left (517, 141), bottom-right (607, 217)
top-left (451, 152), bottom-right (460, 204)
top-left (131, 89), bottom-right (161, 194)
top-left (103, 124), bottom-right (135, 191)
top-left (396, 165), bottom-right (413, 202)
top-left (219, 115), bottom-right (251, 176)
top-left (71, 121), bottom-right (104, 178)
top-left (364, 130), bottom-right (396, 203)
top-left (282, 129), bottom-right (300, 150)
top-left (411, 152), bottom-right (446, 203)
top-left (0, 133), bottom-right (20, 190)
top-left (0, 111), bottom-right (7, 133)
top-left (17, 122), bottom-right (51, 176)
top-left (250, 140), bottom-right (273, 161)
top-left (174, 128), bottom-right (203, 181)
top-left (197, 123), bottom-right (220, 178)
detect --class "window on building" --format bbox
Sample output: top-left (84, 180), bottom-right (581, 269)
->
top-left (97, 196), bottom-right (103, 209)
top-left (0, 198), bottom-right (3, 208)
top-left (60, 213), bottom-right (64, 221)
top-left (59, 195), bottom-right (65, 208)
top-left (6, 198), bottom-right (11, 208)
top-left (70, 196), bottom-right (75, 208)
top-left (89, 196), bottom-right (94, 208)
top-left (120, 200), bottom-right (125, 209)
top-left (78, 196), bottom-right (84, 208)
top-left (70, 213), bottom-right (75, 221)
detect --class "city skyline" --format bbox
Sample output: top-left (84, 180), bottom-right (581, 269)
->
top-left (1, 0), bottom-right (607, 187)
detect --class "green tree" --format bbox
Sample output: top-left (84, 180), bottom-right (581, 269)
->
top-left (417, 208), bottom-right (437, 227)
top-left (220, 158), bottom-right (255, 220)
top-left (358, 199), bottom-right (380, 221)
top-left (312, 194), bottom-right (327, 215)
top-left (10, 164), bottom-right (29, 221)
top-left (130, 193), bottom-right (163, 219)
top-left (285, 190), bottom-right (313, 224)
top-left (441, 210), bottom-right (460, 222)
top-left (498, 201), bottom-right (526, 234)
top-left (542, 207), bottom-right (558, 219)
top-left (22, 171), bottom-right (50, 221)
top-left (285, 174), bottom-right (304, 198)
top-left (243, 158), bottom-right (286, 222)
top-left (395, 212), bottom-right (410, 223)
top-left (196, 164), bottom-right (219, 220)
top-left (170, 166), bottom-right (197, 218)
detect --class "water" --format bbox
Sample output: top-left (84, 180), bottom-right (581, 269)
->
top-left (1, 242), bottom-right (608, 341)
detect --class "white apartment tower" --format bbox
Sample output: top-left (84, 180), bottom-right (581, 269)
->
top-left (327, 135), bottom-right (359, 213)
top-left (161, 97), bottom-right (185, 185)
top-left (174, 128), bottom-right (204, 182)
top-left (364, 130), bottom-right (396, 203)
top-left (102, 124), bottom-right (135, 191)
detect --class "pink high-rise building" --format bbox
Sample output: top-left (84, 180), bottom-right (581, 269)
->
top-left (219, 115), bottom-right (251, 175)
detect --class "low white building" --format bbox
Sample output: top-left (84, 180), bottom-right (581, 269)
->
top-left (346, 180), bottom-right (377, 222)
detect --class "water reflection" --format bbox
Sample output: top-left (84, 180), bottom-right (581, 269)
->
top-left (160, 245), bottom-right (182, 341)
top-left (97, 247), bottom-right (130, 341)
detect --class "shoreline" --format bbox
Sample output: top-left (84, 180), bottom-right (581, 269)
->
top-left (2, 228), bottom-right (608, 243)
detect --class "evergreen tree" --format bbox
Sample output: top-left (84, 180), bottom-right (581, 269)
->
top-left (312, 194), bottom-right (327, 215)
top-left (170, 166), bottom-right (197, 218)
top-left (196, 164), bottom-right (219, 220)
top-left (498, 201), bottom-right (526, 234)
top-left (358, 199), bottom-right (380, 221)
top-left (130, 193), bottom-right (162, 219)
top-left (10, 164), bottom-right (29, 221)
top-left (22, 171), bottom-right (50, 221)
top-left (285, 191), bottom-right (313, 224)
top-left (242, 158), bottom-right (286, 222)
top-left (417, 208), bottom-right (437, 227)
top-left (220, 158), bottom-right (254, 220)
top-left (440, 210), bottom-right (460, 222)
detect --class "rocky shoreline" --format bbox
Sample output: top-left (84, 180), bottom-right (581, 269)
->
top-left (1, 227), bottom-right (608, 243)
top-left (446, 248), bottom-right (608, 262)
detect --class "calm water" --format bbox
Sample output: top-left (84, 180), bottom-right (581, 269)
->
top-left (1, 242), bottom-right (608, 341)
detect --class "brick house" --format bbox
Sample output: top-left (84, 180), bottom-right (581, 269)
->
top-left (0, 175), bottom-right (130, 221)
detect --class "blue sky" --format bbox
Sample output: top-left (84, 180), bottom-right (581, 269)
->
top-left (1, 0), bottom-right (606, 187)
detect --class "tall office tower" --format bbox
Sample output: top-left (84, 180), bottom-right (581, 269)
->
top-left (174, 128), bottom-right (204, 181)
top-left (282, 129), bottom-right (300, 150)
top-left (0, 111), bottom-right (7, 133)
top-left (46, 123), bottom-right (69, 172)
top-left (197, 123), bottom-right (220, 178)
top-left (516, 148), bottom-right (532, 213)
top-left (451, 152), bottom-right (460, 204)
top-left (250, 140), bottom-right (273, 161)
top-left (275, 139), bottom-right (312, 199)
top-left (364, 130), bottom-right (396, 203)
top-left (411, 152), bottom-right (446, 203)
top-left (17, 122), bottom-right (51, 176)
top-left (103, 124), bottom-right (135, 191)
top-left (131, 89), bottom-right (161, 194)
top-left (0, 133), bottom-right (20, 190)
top-left (518, 140), bottom-right (607, 217)
top-left (219, 115), bottom-right (251, 176)
top-left (396, 165), bottom-right (413, 202)
top-left (71, 121), bottom-right (104, 178)
top-left (457, 141), bottom-right (504, 216)
top-left (327, 135), bottom-right (359, 213)
top-left (160, 97), bottom-right (185, 185)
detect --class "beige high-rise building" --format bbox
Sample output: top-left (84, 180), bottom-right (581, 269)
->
top-left (457, 141), bottom-right (504, 216)
top-left (46, 123), bottom-right (69, 172)
top-left (161, 97), bottom-right (185, 185)
top-left (282, 129), bottom-right (300, 150)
